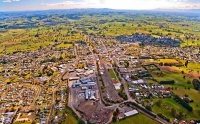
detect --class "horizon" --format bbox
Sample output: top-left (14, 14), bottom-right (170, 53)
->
top-left (1, 0), bottom-right (200, 12)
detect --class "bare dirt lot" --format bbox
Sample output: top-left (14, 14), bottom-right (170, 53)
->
top-left (185, 72), bottom-right (200, 79)
top-left (76, 101), bottom-right (113, 124)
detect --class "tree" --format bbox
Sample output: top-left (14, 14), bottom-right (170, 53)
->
top-left (112, 116), bottom-right (117, 122)
top-left (116, 108), bottom-right (119, 114)
top-left (156, 99), bottom-right (162, 107)
top-left (131, 75), bottom-right (138, 80)
top-left (171, 108), bottom-right (176, 117)
top-left (177, 111), bottom-right (184, 119)
top-left (78, 119), bottom-right (85, 124)
top-left (192, 79), bottom-right (200, 91)
top-left (145, 105), bottom-right (152, 111)
top-left (185, 60), bottom-right (188, 68)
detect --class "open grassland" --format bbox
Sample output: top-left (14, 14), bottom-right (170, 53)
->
top-left (112, 114), bottom-right (157, 124)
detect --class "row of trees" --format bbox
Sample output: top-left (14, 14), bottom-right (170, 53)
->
top-left (192, 79), bottom-right (200, 91)
top-left (174, 95), bottom-right (193, 111)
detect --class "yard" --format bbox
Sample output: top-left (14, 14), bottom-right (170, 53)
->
top-left (112, 114), bottom-right (157, 124)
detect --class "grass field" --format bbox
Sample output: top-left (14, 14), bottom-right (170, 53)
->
top-left (62, 107), bottom-right (78, 124)
top-left (112, 114), bottom-right (157, 124)
top-left (179, 62), bottom-right (200, 73)
top-left (172, 88), bottom-right (200, 111)
top-left (158, 59), bottom-right (179, 64)
top-left (57, 43), bottom-right (73, 48)
top-left (108, 69), bottom-right (118, 79)
top-left (152, 71), bottom-right (193, 88)
top-left (152, 97), bottom-right (200, 120)
top-left (150, 68), bottom-right (200, 120)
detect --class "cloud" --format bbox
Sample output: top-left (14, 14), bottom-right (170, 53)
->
top-left (46, 0), bottom-right (99, 9)
top-left (3, 0), bottom-right (20, 2)
top-left (3, 0), bottom-right (11, 2)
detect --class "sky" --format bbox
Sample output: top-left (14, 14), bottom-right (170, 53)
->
top-left (1, 0), bottom-right (200, 11)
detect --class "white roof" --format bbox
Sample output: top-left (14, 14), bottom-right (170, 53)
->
top-left (138, 79), bottom-right (144, 83)
top-left (124, 110), bottom-right (138, 117)
top-left (114, 83), bottom-right (121, 90)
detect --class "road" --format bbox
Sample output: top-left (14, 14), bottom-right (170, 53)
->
top-left (46, 79), bottom-right (63, 123)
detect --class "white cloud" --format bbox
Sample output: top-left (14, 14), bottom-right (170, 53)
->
top-left (3, 0), bottom-right (11, 2)
top-left (3, 0), bottom-right (20, 2)
top-left (46, 0), bottom-right (200, 10)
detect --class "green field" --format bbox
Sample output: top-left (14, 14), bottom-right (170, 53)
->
top-left (62, 107), bottom-right (78, 124)
top-left (108, 69), bottom-right (118, 79)
top-left (172, 89), bottom-right (200, 111)
top-left (150, 68), bottom-right (200, 120)
top-left (152, 71), bottom-right (193, 88)
top-left (152, 97), bottom-right (200, 120)
top-left (112, 114), bottom-right (157, 124)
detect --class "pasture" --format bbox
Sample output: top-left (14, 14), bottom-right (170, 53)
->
top-left (112, 113), bottom-right (157, 124)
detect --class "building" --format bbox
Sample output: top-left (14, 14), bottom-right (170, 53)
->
top-left (124, 110), bottom-right (138, 117)
top-left (85, 89), bottom-right (96, 100)
top-left (80, 78), bottom-right (92, 84)
top-left (72, 81), bottom-right (81, 88)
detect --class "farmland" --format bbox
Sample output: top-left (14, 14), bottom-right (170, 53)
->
top-left (1, 9), bottom-right (200, 56)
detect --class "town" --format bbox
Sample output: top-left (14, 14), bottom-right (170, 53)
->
top-left (0, 32), bottom-right (200, 124)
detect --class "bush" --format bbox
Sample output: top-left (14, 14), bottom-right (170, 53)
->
top-left (145, 105), bottom-right (152, 111)
top-left (118, 91), bottom-right (128, 100)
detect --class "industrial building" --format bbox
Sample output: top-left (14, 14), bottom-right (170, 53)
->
top-left (124, 110), bottom-right (138, 117)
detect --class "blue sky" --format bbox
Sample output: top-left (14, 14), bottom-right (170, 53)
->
top-left (1, 0), bottom-right (200, 11)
